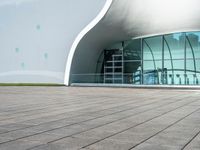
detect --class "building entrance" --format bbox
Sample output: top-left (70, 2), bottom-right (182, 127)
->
top-left (102, 32), bottom-right (200, 85)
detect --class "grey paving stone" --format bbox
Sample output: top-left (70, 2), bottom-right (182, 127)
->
top-left (82, 139), bottom-right (134, 150)
top-left (133, 143), bottom-right (180, 150)
top-left (0, 87), bottom-right (199, 150)
top-left (0, 127), bottom-right (9, 134)
top-left (183, 133), bottom-right (200, 150)
top-left (50, 136), bottom-right (99, 150)
top-left (0, 123), bottom-right (33, 131)
top-left (0, 139), bottom-right (43, 150)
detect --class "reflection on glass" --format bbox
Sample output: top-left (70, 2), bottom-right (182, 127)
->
top-left (71, 31), bottom-right (200, 86)
top-left (144, 36), bottom-right (162, 60)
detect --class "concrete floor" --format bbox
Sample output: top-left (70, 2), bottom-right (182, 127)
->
top-left (0, 86), bottom-right (200, 150)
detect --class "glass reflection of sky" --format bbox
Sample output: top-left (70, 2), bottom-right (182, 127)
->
top-left (173, 32), bottom-right (200, 42)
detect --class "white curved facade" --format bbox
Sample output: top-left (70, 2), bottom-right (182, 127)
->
top-left (68, 0), bottom-right (200, 85)
top-left (1, 0), bottom-right (200, 85)
top-left (0, 0), bottom-right (106, 84)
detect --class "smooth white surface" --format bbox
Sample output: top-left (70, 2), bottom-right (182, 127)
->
top-left (0, 0), bottom-right (106, 83)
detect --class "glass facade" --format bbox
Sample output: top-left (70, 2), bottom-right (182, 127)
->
top-left (71, 31), bottom-right (200, 85)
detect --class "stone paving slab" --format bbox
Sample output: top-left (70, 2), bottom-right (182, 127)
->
top-left (0, 86), bottom-right (200, 150)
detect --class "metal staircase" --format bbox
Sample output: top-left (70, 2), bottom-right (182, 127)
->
top-left (104, 50), bottom-right (124, 84)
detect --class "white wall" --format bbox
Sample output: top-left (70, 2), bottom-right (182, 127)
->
top-left (0, 0), bottom-right (106, 83)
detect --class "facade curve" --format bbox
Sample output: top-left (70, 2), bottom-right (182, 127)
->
top-left (64, 0), bottom-right (113, 85)
top-left (68, 0), bottom-right (200, 86)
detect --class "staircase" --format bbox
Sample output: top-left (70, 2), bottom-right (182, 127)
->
top-left (104, 50), bottom-right (123, 84)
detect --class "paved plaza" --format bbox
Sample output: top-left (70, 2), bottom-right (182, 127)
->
top-left (0, 86), bottom-right (200, 150)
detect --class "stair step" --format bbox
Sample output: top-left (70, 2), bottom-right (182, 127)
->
top-left (112, 55), bottom-right (122, 57)
top-left (104, 78), bottom-right (123, 80)
top-left (106, 60), bottom-right (123, 63)
top-left (104, 50), bottom-right (124, 84)
top-left (104, 66), bottom-right (122, 68)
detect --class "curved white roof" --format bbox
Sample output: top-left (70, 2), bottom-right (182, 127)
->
top-left (66, 0), bottom-right (200, 85)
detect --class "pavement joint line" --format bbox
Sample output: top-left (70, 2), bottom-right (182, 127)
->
top-left (0, 89), bottom-right (199, 150)
top-left (0, 98), bottom-right (117, 122)
top-left (128, 108), bottom-right (200, 150)
top-left (1, 97), bottom-right (133, 125)
top-left (0, 93), bottom-right (161, 121)
top-left (0, 94), bottom-right (177, 134)
top-left (0, 99), bottom-right (158, 135)
top-left (0, 92), bottom-right (158, 113)
top-left (0, 92), bottom-right (185, 125)
top-left (0, 98), bottom-right (93, 115)
top-left (181, 129), bottom-right (200, 150)
top-left (0, 93), bottom-right (127, 114)
top-left (78, 98), bottom-right (200, 149)
top-left (0, 93), bottom-right (158, 121)
top-left (0, 96), bottom-right (77, 110)
top-left (0, 96), bottom-right (177, 145)
top-left (27, 96), bottom-right (200, 150)
top-left (0, 89), bottom-right (187, 112)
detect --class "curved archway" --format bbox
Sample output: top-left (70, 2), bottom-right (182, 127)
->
top-left (65, 0), bottom-right (200, 86)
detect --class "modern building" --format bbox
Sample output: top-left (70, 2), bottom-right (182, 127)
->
top-left (1, 0), bottom-right (200, 86)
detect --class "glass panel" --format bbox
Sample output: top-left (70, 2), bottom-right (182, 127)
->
top-left (172, 60), bottom-right (185, 85)
top-left (186, 59), bottom-right (195, 85)
top-left (186, 32), bottom-right (200, 84)
top-left (195, 72), bottom-right (200, 85)
top-left (174, 71), bottom-right (185, 85)
top-left (164, 33), bottom-right (185, 59)
top-left (186, 59), bottom-right (195, 72)
top-left (143, 43), bottom-right (152, 60)
top-left (124, 61), bottom-right (141, 84)
top-left (164, 40), bottom-right (171, 61)
top-left (107, 42), bottom-right (123, 50)
top-left (143, 60), bottom-right (162, 84)
top-left (71, 31), bottom-right (200, 86)
top-left (186, 42), bottom-right (193, 59)
top-left (186, 73), bottom-right (194, 85)
top-left (173, 59), bottom-right (184, 70)
top-left (196, 59), bottom-right (200, 72)
top-left (186, 32), bottom-right (200, 59)
top-left (124, 39), bottom-right (141, 61)
top-left (143, 60), bottom-right (162, 71)
top-left (143, 70), bottom-right (159, 85)
top-left (164, 60), bottom-right (174, 85)
top-left (143, 36), bottom-right (162, 60)
top-left (71, 74), bottom-right (104, 83)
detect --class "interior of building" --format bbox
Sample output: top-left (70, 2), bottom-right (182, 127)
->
top-left (71, 32), bottom-right (200, 85)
